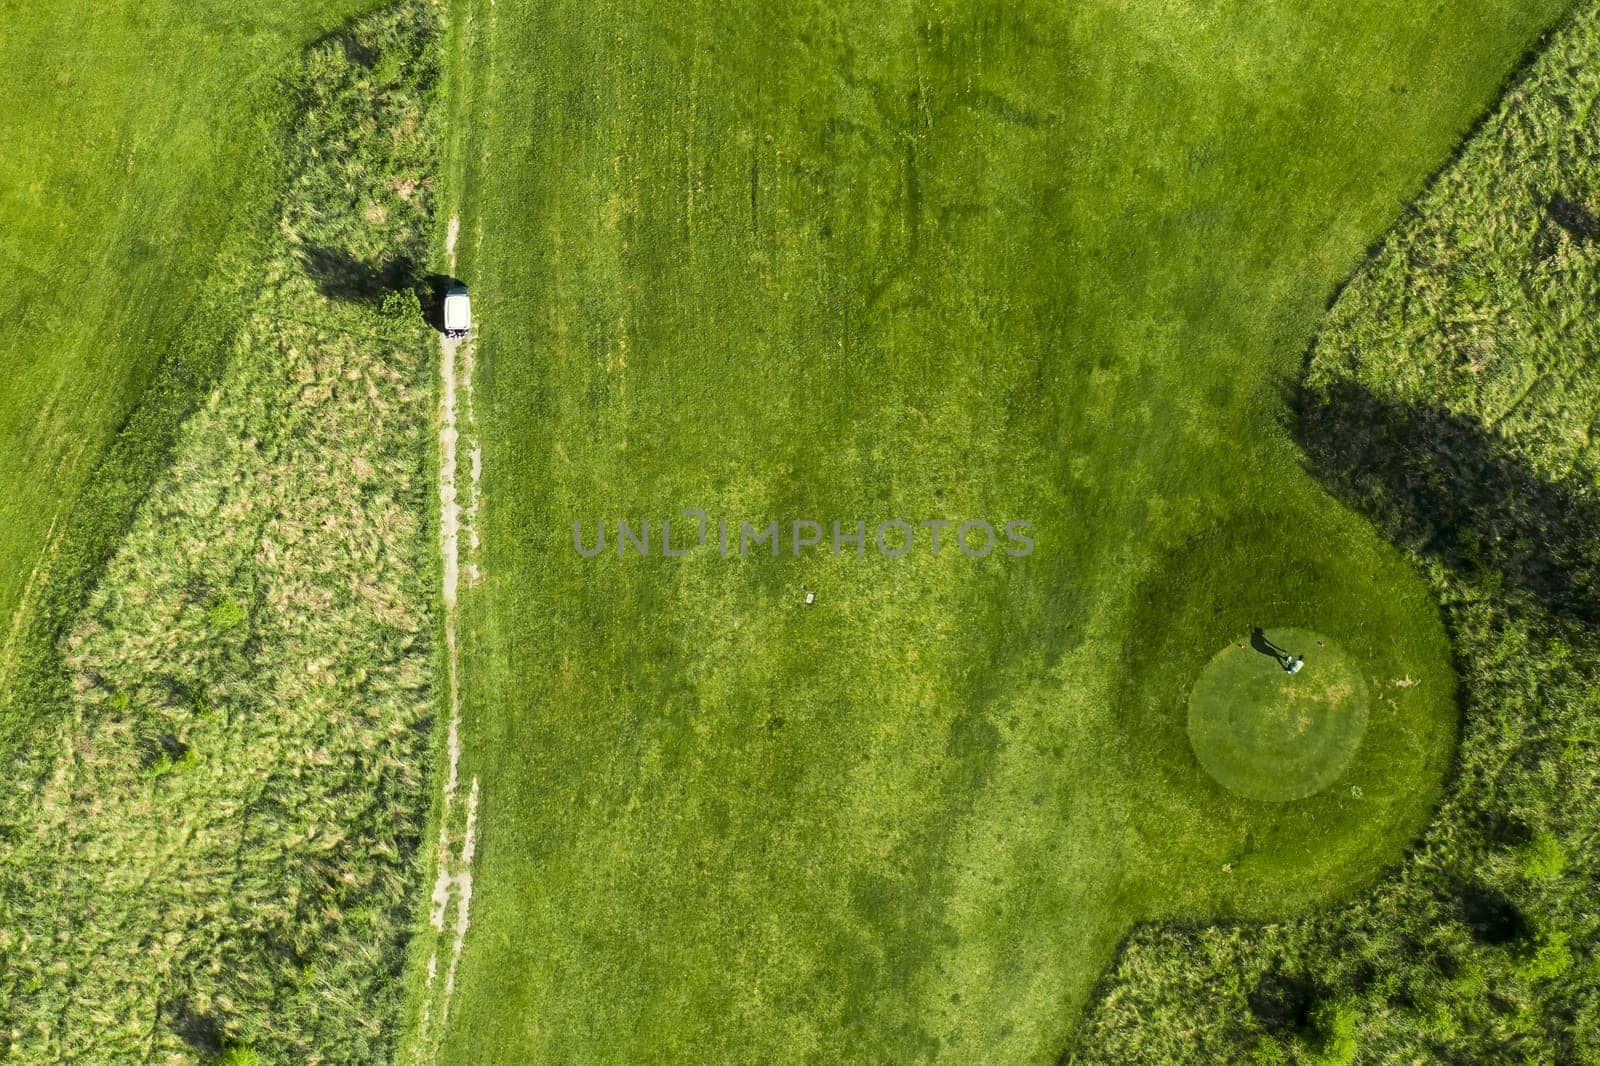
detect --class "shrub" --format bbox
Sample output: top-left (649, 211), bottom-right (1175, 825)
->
top-left (1304, 997), bottom-right (1358, 1066)
top-left (216, 1049), bottom-right (264, 1066)
top-left (1517, 831), bottom-right (1567, 883)
top-left (1250, 1036), bottom-right (1289, 1065)
top-left (1515, 927), bottom-right (1574, 983)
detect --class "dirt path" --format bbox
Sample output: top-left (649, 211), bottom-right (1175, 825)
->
top-left (414, 213), bottom-right (482, 1056)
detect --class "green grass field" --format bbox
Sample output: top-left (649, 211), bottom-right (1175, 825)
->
top-left (1187, 628), bottom-right (1369, 803)
top-left (427, 0), bottom-right (1569, 1061)
top-left (1079, 4), bottom-right (1600, 1056)
top-left (1, 0), bottom-right (1589, 1061)
top-left (0, 0), bottom-right (375, 708)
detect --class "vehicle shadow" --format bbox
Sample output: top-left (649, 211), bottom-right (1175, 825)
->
top-left (417, 273), bottom-right (465, 333)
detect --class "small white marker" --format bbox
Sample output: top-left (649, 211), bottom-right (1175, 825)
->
top-left (804, 592), bottom-right (816, 606)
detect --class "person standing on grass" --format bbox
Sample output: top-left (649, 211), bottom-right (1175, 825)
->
top-left (1285, 654), bottom-right (1304, 674)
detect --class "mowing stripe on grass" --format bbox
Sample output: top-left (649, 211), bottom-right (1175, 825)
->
top-left (420, 0), bottom-right (1567, 1061)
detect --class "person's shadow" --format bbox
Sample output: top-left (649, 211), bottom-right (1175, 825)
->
top-left (1250, 626), bottom-right (1289, 663)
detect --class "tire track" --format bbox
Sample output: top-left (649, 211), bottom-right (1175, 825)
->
top-left (414, 213), bottom-right (482, 1056)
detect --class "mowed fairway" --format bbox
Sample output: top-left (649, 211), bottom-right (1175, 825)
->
top-left (437, 0), bottom-right (1567, 1061)
top-left (0, 0), bottom-right (375, 707)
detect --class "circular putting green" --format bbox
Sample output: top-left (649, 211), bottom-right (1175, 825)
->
top-left (1187, 627), bottom-right (1370, 802)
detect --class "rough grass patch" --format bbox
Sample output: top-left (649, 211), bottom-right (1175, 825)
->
top-left (0, 3), bottom-right (442, 1062)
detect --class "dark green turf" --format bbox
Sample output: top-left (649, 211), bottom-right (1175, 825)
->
top-left (1188, 627), bottom-right (1369, 802)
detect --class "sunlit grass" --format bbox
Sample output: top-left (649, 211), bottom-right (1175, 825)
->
top-left (429, 0), bottom-right (1567, 1061)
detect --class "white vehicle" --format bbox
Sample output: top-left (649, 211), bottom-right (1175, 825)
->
top-left (443, 284), bottom-right (471, 339)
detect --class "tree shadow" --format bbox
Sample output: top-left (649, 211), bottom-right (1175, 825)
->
top-left (335, 26), bottom-right (381, 68)
top-left (159, 996), bottom-right (222, 1057)
top-left (1456, 881), bottom-right (1529, 946)
top-left (1291, 380), bottom-right (1600, 634)
top-left (1248, 967), bottom-right (1318, 1037)
top-left (1546, 192), bottom-right (1599, 244)
top-left (299, 245), bottom-right (417, 304)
